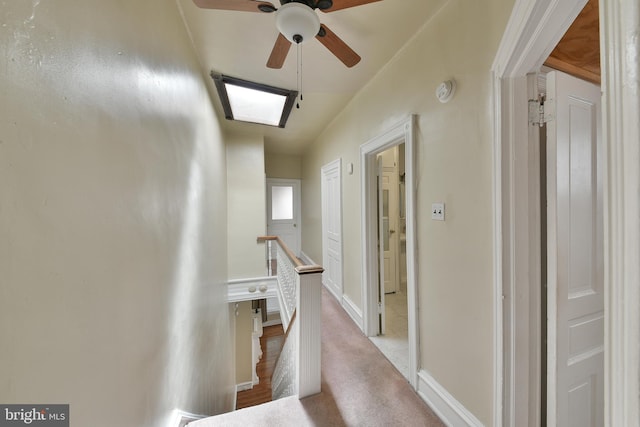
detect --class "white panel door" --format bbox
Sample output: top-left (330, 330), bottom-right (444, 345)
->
top-left (321, 159), bottom-right (343, 298)
top-left (266, 178), bottom-right (301, 256)
top-left (381, 171), bottom-right (398, 294)
top-left (380, 148), bottom-right (399, 294)
top-left (546, 70), bottom-right (603, 427)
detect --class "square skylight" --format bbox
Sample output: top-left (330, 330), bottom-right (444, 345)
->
top-left (212, 74), bottom-right (298, 128)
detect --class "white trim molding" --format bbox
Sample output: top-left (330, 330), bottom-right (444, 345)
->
top-left (417, 370), bottom-right (484, 427)
top-left (493, 0), bottom-right (640, 426)
top-left (299, 251), bottom-right (316, 266)
top-left (341, 294), bottom-right (364, 331)
top-left (227, 276), bottom-right (278, 303)
top-left (601, 0), bottom-right (640, 426)
top-left (322, 280), bottom-right (342, 302)
top-left (319, 263), bottom-right (364, 332)
top-left (168, 409), bottom-right (205, 427)
top-left (235, 381), bottom-right (254, 393)
top-left (492, 0), bottom-right (587, 425)
top-left (360, 114), bottom-right (419, 389)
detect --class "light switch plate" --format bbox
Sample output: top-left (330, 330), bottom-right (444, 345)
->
top-left (431, 203), bottom-right (445, 221)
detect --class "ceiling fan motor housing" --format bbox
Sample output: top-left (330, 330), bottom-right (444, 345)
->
top-left (276, 2), bottom-right (321, 43)
top-left (279, 0), bottom-right (333, 9)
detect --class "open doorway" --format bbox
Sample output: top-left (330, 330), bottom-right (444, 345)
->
top-left (360, 115), bottom-right (418, 389)
top-left (531, 3), bottom-right (604, 425)
top-left (493, 0), bottom-right (607, 425)
top-left (369, 144), bottom-right (410, 379)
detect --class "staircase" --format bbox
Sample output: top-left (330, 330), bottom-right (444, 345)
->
top-left (188, 286), bottom-right (446, 427)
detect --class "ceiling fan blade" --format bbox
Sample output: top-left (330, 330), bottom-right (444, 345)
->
top-left (321, 0), bottom-right (382, 12)
top-left (267, 33), bottom-right (292, 69)
top-left (316, 24), bottom-right (361, 67)
top-left (192, 0), bottom-right (274, 12)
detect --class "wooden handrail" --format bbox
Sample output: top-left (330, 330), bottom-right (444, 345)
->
top-left (283, 309), bottom-right (297, 340)
top-left (295, 264), bottom-right (324, 275)
top-left (257, 235), bottom-right (304, 268)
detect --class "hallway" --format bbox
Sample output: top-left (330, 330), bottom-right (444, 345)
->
top-left (193, 288), bottom-right (443, 426)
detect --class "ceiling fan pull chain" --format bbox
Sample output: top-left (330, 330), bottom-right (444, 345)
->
top-left (296, 41), bottom-right (302, 109)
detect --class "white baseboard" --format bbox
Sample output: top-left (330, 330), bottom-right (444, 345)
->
top-left (341, 294), bottom-right (364, 332)
top-left (416, 370), bottom-right (484, 427)
top-left (169, 409), bottom-right (205, 427)
top-left (299, 251), bottom-right (316, 266)
top-left (236, 381), bottom-right (253, 393)
top-left (262, 318), bottom-right (282, 327)
top-left (322, 281), bottom-right (342, 301)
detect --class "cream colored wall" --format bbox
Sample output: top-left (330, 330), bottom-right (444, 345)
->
top-left (301, 0), bottom-right (514, 424)
top-left (265, 153), bottom-right (302, 179)
top-left (227, 136), bottom-right (267, 279)
top-left (234, 301), bottom-right (254, 385)
top-left (0, 1), bottom-right (234, 426)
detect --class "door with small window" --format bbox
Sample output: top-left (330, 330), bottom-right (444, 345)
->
top-left (266, 178), bottom-right (301, 256)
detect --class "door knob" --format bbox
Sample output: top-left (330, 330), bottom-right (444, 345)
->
top-left (389, 229), bottom-right (396, 234)
top-left (293, 224), bottom-right (297, 227)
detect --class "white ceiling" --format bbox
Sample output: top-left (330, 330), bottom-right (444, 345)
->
top-left (178, 0), bottom-right (446, 154)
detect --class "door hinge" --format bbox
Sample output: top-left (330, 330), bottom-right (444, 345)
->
top-left (528, 93), bottom-right (554, 127)
top-left (378, 301), bottom-right (383, 314)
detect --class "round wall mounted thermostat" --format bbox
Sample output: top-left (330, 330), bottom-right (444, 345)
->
top-left (436, 80), bottom-right (456, 103)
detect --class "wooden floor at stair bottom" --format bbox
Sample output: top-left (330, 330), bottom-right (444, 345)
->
top-left (235, 324), bottom-right (285, 410)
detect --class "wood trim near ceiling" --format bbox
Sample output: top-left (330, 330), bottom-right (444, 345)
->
top-left (544, 0), bottom-right (600, 84)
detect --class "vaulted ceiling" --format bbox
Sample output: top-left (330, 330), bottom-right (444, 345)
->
top-left (177, 0), bottom-right (447, 154)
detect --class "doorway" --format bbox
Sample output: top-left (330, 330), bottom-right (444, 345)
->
top-left (266, 178), bottom-right (301, 255)
top-left (369, 144), bottom-right (410, 379)
top-left (360, 115), bottom-right (418, 388)
top-left (492, 0), bottom-right (607, 425)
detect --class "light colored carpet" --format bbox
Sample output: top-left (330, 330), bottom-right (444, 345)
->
top-left (192, 288), bottom-right (444, 427)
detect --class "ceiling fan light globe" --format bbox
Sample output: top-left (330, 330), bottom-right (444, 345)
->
top-left (275, 2), bottom-right (320, 44)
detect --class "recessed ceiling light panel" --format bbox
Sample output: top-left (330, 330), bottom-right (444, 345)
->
top-left (212, 74), bottom-right (298, 128)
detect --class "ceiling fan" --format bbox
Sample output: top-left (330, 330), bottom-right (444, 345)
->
top-left (192, 0), bottom-right (383, 69)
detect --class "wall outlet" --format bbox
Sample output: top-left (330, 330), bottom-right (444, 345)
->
top-left (431, 203), bottom-right (445, 221)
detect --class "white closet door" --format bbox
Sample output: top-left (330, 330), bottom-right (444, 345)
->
top-left (321, 159), bottom-right (343, 298)
top-left (546, 70), bottom-right (603, 427)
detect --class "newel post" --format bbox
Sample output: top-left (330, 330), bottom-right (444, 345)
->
top-left (295, 264), bottom-right (323, 398)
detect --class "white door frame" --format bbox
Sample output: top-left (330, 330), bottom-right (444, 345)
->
top-left (600, 2), bottom-right (640, 425)
top-left (360, 115), bottom-right (418, 388)
top-left (493, 0), bottom-right (640, 426)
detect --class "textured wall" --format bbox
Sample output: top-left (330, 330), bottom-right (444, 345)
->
top-left (0, 0), bottom-right (234, 425)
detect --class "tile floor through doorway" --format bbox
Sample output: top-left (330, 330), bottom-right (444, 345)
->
top-left (369, 290), bottom-right (409, 379)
